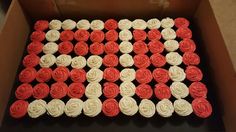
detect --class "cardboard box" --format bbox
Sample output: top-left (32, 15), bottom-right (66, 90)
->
top-left (0, 0), bottom-right (235, 131)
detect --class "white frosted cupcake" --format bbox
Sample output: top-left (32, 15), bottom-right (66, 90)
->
top-left (119, 29), bottom-right (132, 41)
top-left (156, 99), bottom-right (174, 117)
top-left (86, 68), bottom-right (103, 82)
top-left (161, 28), bottom-right (176, 40)
top-left (46, 99), bottom-right (65, 117)
top-left (119, 96), bottom-right (138, 116)
top-left (147, 18), bottom-right (161, 29)
top-left (45, 30), bottom-right (60, 42)
top-left (64, 98), bottom-right (83, 117)
top-left (90, 20), bottom-right (104, 30)
top-left (27, 99), bottom-right (47, 118)
top-left (139, 99), bottom-right (156, 118)
top-left (71, 56), bottom-right (86, 69)
top-left (119, 41), bottom-right (133, 54)
top-left (62, 19), bottom-right (76, 30)
top-left (120, 81), bottom-right (136, 97)
top-left (166, 52), bottom-right (182, 65)
top-left (173, 99), bottom-right (193, 116)
top-left (132, 19), bottom-right (147, 30)
top-left (77, 19), bottom-right (90, 30)
top-left (49, 19), bottom-right (62, 30)
top-left (39, 54), bottom-right (56, 68)
top-left (161, 17), bottom-right (174, 28)
top-left (120, 68), bottom-right (135, 82)
top-left (164, 40), bottom-right (179, 52)
top-left (170, 82), bottom-right (189, 99)
top-left (119, 54), bottom-right (134, 67)
top-left (87, 55), bottom-right (103, 68)
top-left (118, 19), bottom-right (132, 30)
top-left (83, 98), bottom-right (102, 117)
top-left (56, 54), bottom-right (72, 67)
top-left (169, 66), bottom-right (186, 82)
top-left (85, 82), bottom-right (102, 98)
top-left (43, 42), bottom-right (58, 54)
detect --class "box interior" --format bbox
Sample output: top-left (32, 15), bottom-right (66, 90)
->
top-left (0, 0), bottom-right (235, 131)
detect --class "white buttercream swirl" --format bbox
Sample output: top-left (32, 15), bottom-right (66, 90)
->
top-left (77, 19), bottom-right (90, 30)
top-left (49, 19), bottom-right (62, 30)
top-left (139, 99), bottom-right (156, 118)
top-left (83, 98), bottom-right (102, 117)
top-left (62, 19), bottom-right (76, 30)
top-left (86, 68), bottom-right (103, 82)
top-left (39, 54), bottom-right (56, 68)
top-left (87, 55), bottom-right (103, 68)
top-left (170, 82), bottom-right (189, 99)
top-left (120, 81), bottom-right (136, 97)
top-left (156, 99), bottom-right (174, 117)
top-left (85, 82), bottom-right (102, 98)
top-left (56, 54), bottom-right (72, 67)
top-left (64, 98), bottom-right (83, 117)
top-left (27, 99), bottom-right (47, 118)
top-left (119, 29), bottom-right (132, 41)
top-left (174, 99), bottom-right (193, 116)
top-left (166, 52), bottom-right (182, 65)
top-left (120, 68), bottom-right (135, 81)
top-left (119, 41), bottom-right (133, 54)
top-left (164, 40), bottom-right (179, 52)
top-left (118, 19), bottom-right (132, 30)
top-left (147, 18), bottom-right (161, 29)
top-left (71, 56), bottom-right (86, 69)
top-left (43, 42), bottom-right (58, 54)
top-left (119, 96), bottom-right (138, 116)
top-left (132, 19), bottom-right (147, 30)
top-left (169, 66), bottom-right (186, 82)
top-left (161, 17), bottom-right (174, 28)
top-left (119, 54), bottom-right (134, 67)
top-left (161, 28), bottom-right (176, 40)
top-left (46, 99), bottom-right (65, 117)
top-left (45, 30), bottom-right (60, 42)
top-left (90, 20), bottom-right (104, 30)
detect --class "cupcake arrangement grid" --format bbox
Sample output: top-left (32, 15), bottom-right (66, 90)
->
top-left (9, 18), bottom-right (212, 119)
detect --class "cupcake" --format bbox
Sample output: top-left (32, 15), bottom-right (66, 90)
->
top-left (71, 56), bottom-right (87, 69)
top-left (27, 99), bottom-right (47, 118)
top-left (52, 66), bottom-right (70, 82)
top-left (119, 96), bottom-right (138, 116)
top-left (133, 41), bottom-right (148, 54)
top-left (103, 67), bottom-right (120, 82)
top-left (74, 41), bottom-right (89, 56)
top-left (147, 18), bottom-right (161, 29)
top-left (83, 98), bottom-right (102, 117)
top-left (119, 54), bottom-right (134, 67)
top-left (176, 27), bottom-right (192, 39)
top-left (103, 82), bottom-right (120, 98)
top-left (170, 82), bottom-right (189, 99)
top-left (64, 98), bottom-right (83, 117)
top-left (132, 19), bottom-right (147, 30)
top-left (153, 68), bottom-right (170, 83)
top-left (120, 68), bottom-right (135, 82)
top-left (60, 30), bottom-right (74, 41)
top-left (33, 83), bottom-right (50, 99)
top-left (118, 19), bottom-right (132, 30)
top-left (67, 83), bottom-right (85, 98)
top-left (87, 55), bottom-right (103, 68)
top-left (50, 82), bottom-right (68, 99)
top-left (34, 20), bottom-right (48, 31)
top-left (189, 82), bottom-right (208, 98)
top-left (133, 29), bottom-right (147, 41)
top-left (154, 83), bottom-right (171, 100)
top-left (174, 17), bottom-right (190, 28)
top-left (15, 83), bottom-right (33, 100)
top-left (62, 19), bottom-right (76, 30)
top-left (169, 66), bottom-right (186, 82)
top-left (70, 69), bottom-right (86, 83)
top-left (161, 28), bottom-right (176, 40)
top-left (156, 99), bottom-right (174, 117)
top-left (27, 41), bottom-right (43, 54)
top-left (165, 52), bottom-right (183, 66)
top-left (119, 41), bottom-right (133, 54)
top-left (161, 17), bottom-right (174, 28)
top-left (23, 54), bottom-right (40, 68)
top-left (45, 30), bottom-right (60, 42)
top-left (89, 42), bottom-right (104, 55)
top-left (148, 40), bottom-right (164, 54)
top-left (102, 99), bottom-right (120, 117)
top-left (58, 41), bottom-right (73, 54)
top-left (105, 30), bottom-right (118, 41)
top-left (55, 54), bottom-right (72, 67)
top-left (103, 54), bottom-right (119, 67)
top-left (86, 68), bottom-right (103, 83)
top-left (76, 19), bottom-right (90, 30)
top-left (174, 99), bottom-right (193, 116)
top-left (119, 29), bottom-right (132, 41)
top-left (90, 20), bottom-right (104, 30)
top-left (49, 19), bottom-right (62, 30)
top-left (104, 19), bottom-right (118, 30)
top-left (185, 66), bottom-right (203, 82)
top-left (139, 99), bottom-right (156, 118)
top-left (43, 42), bottom-right (58, 54)
top-left (183, 52), bottom-right (200, 65)
top-left (134, 54), bottom-right (150, 68)
top-left (104, 41), bottom-right (119, 54)
top-left (135, 68), bottom-right (153, 84)
top-left (150, 53), bottom-right (166, 67)
top-left (164, 40), bottom-right (179, 52)
top-left (120, 81), bottom-right (136, 97)
top-left (135, 84), bottom-right (153, 99)
top-left (30, 31), bottom-right (45, 42)
top-left (46, 99), bottom-right (65, 117)
top-left (192, 98), bottom-right (212, 118)
top-left (74, 29), bottom-right (90, 41)
top-left (10, 100), bottom-right (29, 118)
top-left (19, 67), bottom-right (36, 83)
top-left (179, 39), bottom-right (196, 52)
top-left (90, 30), bottom-right (105, 42)
top-left (148, 29), bottom-right (161, 40)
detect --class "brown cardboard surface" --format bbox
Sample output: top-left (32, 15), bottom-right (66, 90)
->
top-left (0, 0), bottom-right (30, 124)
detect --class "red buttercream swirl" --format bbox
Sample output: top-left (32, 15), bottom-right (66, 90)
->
top-left (105, 30), bottom-right (118, 41)
top-left (90, 30), bottom-right (105, 42)
top-left (189, 82), bottom-right (208, 98)
top-left (36, 68), bottom-right (52, 82)
top-left (74, 29), bottom-right (90, 41)
top-left (148, 40), bottom-right (164, 54)
top-left (32, 83), bottom-right (50, 99)
top-left (104, 19), bottom-right (118, 30)
top-left (154, 83), bottom-right (171, 100)
top-left (150, 53), bottom-right (166, 67)
top-left (148, 29), bottom-right (161, 40)
top-left (185, 66), bottom-right (203, 82)
top-left (15, 83), bottom-right (33, 100)
top-left (52, 66), bottom-right (70, 82)
top-left (60, 30), bottom-right (74, 41)
top-left (19, 67), bottom-right (36, 83)
top-left (50, 82), bottom-right (68, 99)
top-left (192, 98), bottom-right (212, 118)
top-left (153, 68), bottom-right (169, 83)
top-left (67, 82), bottom-right (85, 98)
top-left (27, 41), bottom-right (43, 54)
top-left (174, 17), bottom-right (190, 28)
top-left (74, 41), bottom-right (89, 56)
top-left (70, 69), bottom-right (86, 83)
top-left (10, 100), bottom-right (29, 118)
top-left (133, 29), bottom-right (147, 41)
top-left (183, 52), bottom-right (200, 65)
top-left (23, 54), bottom-right (40, 67)
top-left (176, 27), bottom-right (192, 39)
top-left (30, 31), bottom-right (45, 42)
top-left (103, 82), bottom-right (119, 98)
top-left (133, 41), bottom-right (148, 54)
top-left (103, 54), bottom-right (118, 67)
top-left (134, 54), bottom-right (150, 68)
top-left (135, 84), bottom-right (153, 99)
top-left (104, 41), bottom-right (119, 54)
top-left (102, 99), bottom-right (120, 117)
top-left (136, 68), bottom-right (153, 83)
top-left (90, 42), bottom-right (104, 55)
top-left (34, 20), bottom-right (49, 31)
top-left (179, 39), bottom-right (196, 52)
top-left (103, 67), bottom-right (120, 82)
top-left (58, 41), bottom-right (73, 54)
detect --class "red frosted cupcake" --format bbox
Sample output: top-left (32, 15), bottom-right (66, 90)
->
top-left (60, 30), bottom-right (74, 41)
top-left (189, 82), bottom-right (208, 98)
top-left (70, 69), bottom-right (86, 83)
top-left (104, 41), bottom-right (119, 54)
top-left (74, 41), bottom-right (89, 56)
top-left (102, 99), bottom-right (120, 117)
top-left (105, 30), bottom-right (118, 41)
top-left (148, 40), bottom-right (164, 54)
top-left (133, 29), bottom-right (147, 41)
top-left (58, 41), bottom-right (73, 54)
top-left (74, 29), bottom-right (90, 41)
top-left (104, 19), bottom-right (118, 30)
top-left (103, 54), bottom-right (118, 67)
top-left (67, 82), bottom-right (85, 98)
top-left (154, 83), bottom-right (171, 100)
top-left (27, 41), bottom-right (43, 54)
top-left (135, 84), bottom-right (153, 99)
top-left (150, 53), bottom-right (166, 67)
top-left (133, 41), bottom-right (148, 54)
top-left (183, 52), bottom-right (200, 66)
top-left (103, 67), bottom-right (120, 82)
top-left (50, 82), bottom-right (68, 99)
top-left (134, 54), bottom-right (150, 68)
top-left (34, 20), bottom-right (49, 31)
top-left (23, 54), bottom-right (40, 67)
top-left (153, 68), bottom-right (169, 83)
top-left (174, 17), bottom-right (190, 28)
top-left (186, 66), bottom-right (203, 82)
top-left (15, 83), bottom-right (33, 100)
top-left (10, 100), bottom-right (29, 118)
top-left (136, 68), bottom-right (153, 83)
top-left (90, 30), bottom-right (104, 42)
top-left (148, 29), bottom-right (161, 40)
top-left (90, 42), bottom-right (104, 55)
top-left (179, 39), bottom-right (196, 53)
top-left (36, 68), bottom-right (52, 82)
top-left (192, 98), bottom-right (212, 118)
top-left (176, 27), bottom-right (192, 39)
top-left (33, 83), bottom-right (50, 99)
top-left (30, 31), bottom-right (45, 42)
top-left (19, 67), bottom-right (36, 83)
top-left (52, 66), bottom-right (70, 82)
top-left (103, 82), bottom-right (119, 98)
